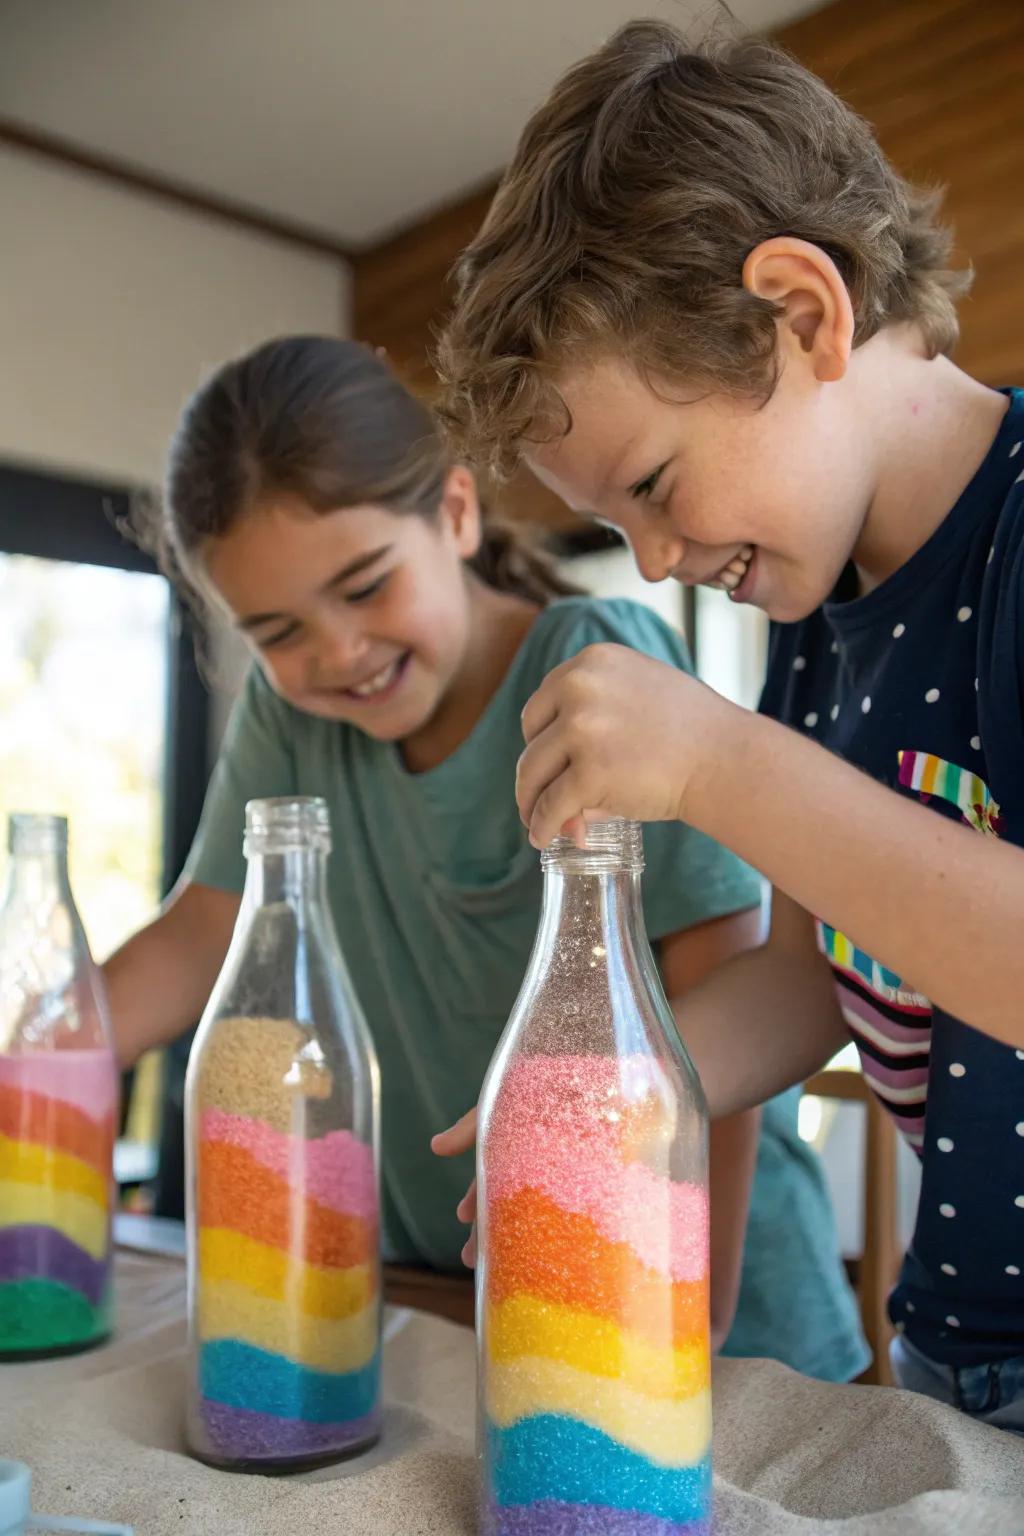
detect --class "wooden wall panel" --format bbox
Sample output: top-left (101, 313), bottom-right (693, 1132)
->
top-left (352, 0), bottom-right (1024, 531)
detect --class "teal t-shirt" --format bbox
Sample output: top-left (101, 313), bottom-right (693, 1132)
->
top-left (187, 596), bottom-right (867, 1380)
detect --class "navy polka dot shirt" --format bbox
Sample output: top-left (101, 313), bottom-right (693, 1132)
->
top-left (759, 389), bottom-right (1024, 1365)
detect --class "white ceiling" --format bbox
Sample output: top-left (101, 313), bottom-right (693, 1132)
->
top-left (1, 0), bottom-right (823, 249)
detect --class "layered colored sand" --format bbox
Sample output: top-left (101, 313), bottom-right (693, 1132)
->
top-left (0, 1049), bottom-right (117, 1356)
top-left (193, 1019), bottom-right (380, 1465)
top-left (481, 1056), bottom-right (711, 1536)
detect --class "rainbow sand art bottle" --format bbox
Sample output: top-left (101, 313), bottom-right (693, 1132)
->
top-left (477, 819), bottom-right (711, 1536)
top-left (185, 797), bottom-right (382, 1470)
top-left (0, 813), bottom-right (118, 1359)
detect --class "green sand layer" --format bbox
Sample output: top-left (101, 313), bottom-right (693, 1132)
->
top-left (0, 1277), bottom-right (107, 1354)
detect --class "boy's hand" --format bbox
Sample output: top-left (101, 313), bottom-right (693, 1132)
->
top-left (517, 643), bottom-right (730, 847)
top-left (431, 1108), bottom-right (479, 1268)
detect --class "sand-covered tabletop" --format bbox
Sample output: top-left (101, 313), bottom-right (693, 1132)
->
top-left (3, 1247), bottom-right (1024, 1535)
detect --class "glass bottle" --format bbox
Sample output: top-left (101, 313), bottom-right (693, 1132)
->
top-left (0, 813), bottom-right (118, 1359)
top-left (184, 796), bottom-right (382, 1471)
top-left (477, 819), bottom-right (711, 1536)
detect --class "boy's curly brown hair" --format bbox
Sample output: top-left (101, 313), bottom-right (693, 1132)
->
top-left (436, 19), bottom-right (971, 478)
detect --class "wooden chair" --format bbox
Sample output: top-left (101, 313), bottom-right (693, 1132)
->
top-left (803, 1069), bottom-right (901, 1386)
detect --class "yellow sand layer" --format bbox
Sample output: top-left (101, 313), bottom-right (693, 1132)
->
top-left (486, 1354), bottom-right (712, 1466)
top-left (198, 1274), bottom-right (379, 1372)
top-left (198, 1227), bottom-right (374, 1321)
top-left (486, 1295), bottom-right (709, 1402)
top-left (0, 1132), bottom-right (108, 1210)
top-left (0, 1179), bottom-right (108, 1261)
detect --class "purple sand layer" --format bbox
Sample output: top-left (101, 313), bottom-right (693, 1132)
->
top-left (199, 1398), bottom-right (382, 1462)
top-left (483, 1502), bottom-right (710, 1536)
top-left (0, 1226), bottom-right (108, 1306)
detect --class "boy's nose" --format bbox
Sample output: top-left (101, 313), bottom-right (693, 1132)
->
top-left (632, 530), bottom-right (686, 585)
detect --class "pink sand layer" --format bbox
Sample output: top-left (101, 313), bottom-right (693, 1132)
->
top-left (200, 1108), bottom-right (377, 1220)
top-left (485, 1055), bottom-right (708, 1282)
top-left (0, 1049), bottom-right (119, 1122)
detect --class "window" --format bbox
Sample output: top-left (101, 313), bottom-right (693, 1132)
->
top-left (0, 462), bottom-right (209, 1177)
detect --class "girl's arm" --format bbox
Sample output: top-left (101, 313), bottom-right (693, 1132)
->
top-left (659, 909), bottom-right (763, 1352)
top-left (517, 644), bottom-right (1024, 1049)
top-left (102, 881), bottom-right (240, 1068)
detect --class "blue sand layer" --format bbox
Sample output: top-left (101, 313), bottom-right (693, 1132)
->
top-left (487, 1415), bottom-right (712, 1526)
top-left (199, 1338), bottom-right (380, 1423)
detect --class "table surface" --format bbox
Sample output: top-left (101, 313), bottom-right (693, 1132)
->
top-left (4, 1241), bottom-right (1024, 1536)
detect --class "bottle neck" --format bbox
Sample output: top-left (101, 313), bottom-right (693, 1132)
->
top-left (3, 846), bottom-right (70, 909)
top-left (242, 846), bottom-right (329, 912)
top-left (537, 864), bottom-right (646, 971)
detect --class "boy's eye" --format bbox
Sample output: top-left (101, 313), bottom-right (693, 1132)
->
top-left (630, 466), bottom-right (664, 501)
top-left (345, 573), bottom-right (389, 603)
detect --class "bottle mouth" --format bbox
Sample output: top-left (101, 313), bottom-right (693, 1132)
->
top-left (244, 796), bottom-right (331, 855)
top-left (8, 813), bottom-right (68, 856)
top-left (541, 817), bottom-right (644, 873)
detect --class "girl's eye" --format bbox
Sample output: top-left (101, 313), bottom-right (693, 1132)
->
top-left (345, 573), bottom-right (389, 604)
top-left (257, 623), bottom-right (301, 651)
top-left (631, 467), bottom-right (664, 501)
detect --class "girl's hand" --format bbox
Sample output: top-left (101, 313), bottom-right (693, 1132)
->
top-left (431, 1107), bottom-right (479, 1268)
top-left (517, 643), bottom-right (732, 848)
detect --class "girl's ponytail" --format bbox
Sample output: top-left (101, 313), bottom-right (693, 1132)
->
top-left (471, 511), bottom-right (584, 605)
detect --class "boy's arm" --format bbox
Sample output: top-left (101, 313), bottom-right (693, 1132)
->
top-left (668, 888), bottom-right (848, 1117)
top-left (690, 703), bottom-right (1023, 1045)
top-left (518, 643), bottom-right (1024, 1050)
top-left (658, 912), bottom-right (763, 1352)
top-left (102, 880), bottom-right (240, 1068)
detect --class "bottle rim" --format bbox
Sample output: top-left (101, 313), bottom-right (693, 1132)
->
top-left (541, 816), bottom-right (644, 873)
top-left (7, 812), bottom-right (68, 855)
top-left (244, 796), bottom-right (331, 854)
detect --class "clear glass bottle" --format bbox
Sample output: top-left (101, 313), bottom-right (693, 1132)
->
top-left (0, 813), bottom-right (118, 1359)
top-left (477, 819), bottom-right (711, 1536)
top-left (184, 796), bottom-right (382, 1471)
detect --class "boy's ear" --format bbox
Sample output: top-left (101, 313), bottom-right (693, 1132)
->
top-left (742, 236), bottom-right (855, 384)
top-left (439, 464), bottom-right (483, 558)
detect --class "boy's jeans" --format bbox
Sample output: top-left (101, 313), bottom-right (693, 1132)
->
top-left (892, 1334), bottom-right (1024, 1435)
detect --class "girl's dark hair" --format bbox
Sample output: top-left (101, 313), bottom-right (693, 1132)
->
top-left (155, 334), bottom-right (579, 607)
